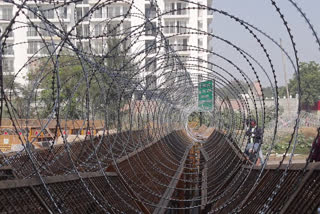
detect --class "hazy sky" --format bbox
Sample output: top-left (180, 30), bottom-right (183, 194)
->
top-left (211, 0), bottom-right (320, 87)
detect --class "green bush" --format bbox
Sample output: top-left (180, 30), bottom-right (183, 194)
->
top-left (270, 133), bottom-right (313, 154)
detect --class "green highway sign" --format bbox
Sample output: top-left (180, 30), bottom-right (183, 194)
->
top-left (198, 80), bottom-right (214, 111)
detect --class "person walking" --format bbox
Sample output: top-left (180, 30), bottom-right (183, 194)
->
top-left (245, 119), bottom-right (264, 164)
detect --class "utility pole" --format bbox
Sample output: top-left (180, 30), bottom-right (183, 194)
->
top-left (280, 38), bottom-right (290, 113)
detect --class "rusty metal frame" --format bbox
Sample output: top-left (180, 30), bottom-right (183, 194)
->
top-left (153, 146), bottom-right (191, 214)
top-left (279, 163), bottom-right (320, 214)
top-left (0, 171), bottom-right (117, 190)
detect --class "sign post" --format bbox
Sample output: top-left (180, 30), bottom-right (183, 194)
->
top-left (198, 80), bottom-right (214, 112)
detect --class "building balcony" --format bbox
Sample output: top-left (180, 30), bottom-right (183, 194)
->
top-left (28, 17), bottom-right (71, 22)
top-left (75, 3), bottom-right (89, 7)
top-left (162, 14), bottom-right (189, 19)
top-left (2, 36), bottom-right (13, 40)
top-left (163, 32), bottom-right (191, 37)
top-left (27, 35), bottom-right (62, 41)
top-left (90, 16), bottom-right (130, 22)
top-left (207, 14), bottom-right (214, 20)
top-left (0, 19), bottom-right (11, 23)
top-left (2, 54), bottom-right (14, 58)
top-left (175, 50), bottom-right (190, 55)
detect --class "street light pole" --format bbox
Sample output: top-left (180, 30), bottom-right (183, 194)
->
top-left (280, 38), bottom-right (290, 113)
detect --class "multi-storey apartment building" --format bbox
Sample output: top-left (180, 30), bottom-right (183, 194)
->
top-left (0, 1), bottom-right (15, 80)
top-left (141, 0), bottom-right (213, 96)
top-left (0, 0), bottom-right (213, 98)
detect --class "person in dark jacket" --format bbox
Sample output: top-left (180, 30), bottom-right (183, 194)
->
top-left (310, 127), bottom-right (320, 162)
top-left (245, 119), bottom-right (264, 164)
top-left (246, 120), bottom-right (262, 143)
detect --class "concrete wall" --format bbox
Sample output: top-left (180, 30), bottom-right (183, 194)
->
top-left (242, 96), bottom-right (298, 112)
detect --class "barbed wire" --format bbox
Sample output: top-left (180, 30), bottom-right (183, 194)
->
top-left (0, 0), bottom-right (318, 213)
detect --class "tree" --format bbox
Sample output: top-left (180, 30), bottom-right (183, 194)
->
top-left (288, 61), bottom-right (320, 110)
top-left (188, 111), bottom-right (212, 128)
top-left (1, 74), bottom-right (32, 118)
top-left (28, 38), bottom-right (138, 120)
top-left (262, 86), bottom-right (287, 98)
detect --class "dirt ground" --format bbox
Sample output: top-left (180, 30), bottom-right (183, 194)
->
top-left (299, 127), bottom-right (318, 138)
top-left (192, 125), bottom-right (214, 138)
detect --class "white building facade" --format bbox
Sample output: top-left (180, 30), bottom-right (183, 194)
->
top-left (0, 0), bottom-right (213, 93)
